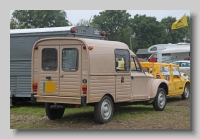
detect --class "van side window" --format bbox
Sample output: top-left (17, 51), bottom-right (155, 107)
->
top-left (131, 57), bottom-right (141, 71)
top-left (42, 48), bottom-right (57, 71)
top-left (115, 49), bottom-right (130, 72)
top-left (62, 48), bottom-right (78, 71)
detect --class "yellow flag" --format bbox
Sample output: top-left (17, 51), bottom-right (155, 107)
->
top-left (171, 14), bottom-right (188, 30)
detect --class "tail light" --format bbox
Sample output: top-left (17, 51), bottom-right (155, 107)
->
top-left (83, 45), bottom-right (86, 50)
top-left (32, 82), bottom-right (37, 92)
top-left (82, 84), bottom-right (87, 94)
top-left (34, 46), bottom-right (38, 50)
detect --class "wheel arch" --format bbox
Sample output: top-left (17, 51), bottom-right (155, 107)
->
top-left (185, 81), bottom-right (190, 88)
top-left (159, 82), bottom-right (168, 96)
top-left (150, 79), bottom-right (168, 98)
top-left (104, 93), bottom-right (115, 104)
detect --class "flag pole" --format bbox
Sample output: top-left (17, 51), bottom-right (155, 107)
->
top-left (186, 14), bottom-right (190, 42)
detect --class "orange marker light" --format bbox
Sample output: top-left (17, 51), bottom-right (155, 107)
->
top-left (82, 84), bottom-right (87, 89)
top-left (88, 46), bottom-right (93, 50)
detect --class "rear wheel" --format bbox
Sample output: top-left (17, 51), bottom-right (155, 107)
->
top-left (181, 84), bottom-right (190, 100)
top-left (45, 103), bottom-right (65, 120)
top-left (153, 88), bottom-right (166, 111)
top-left (94, 96), bottom-right (114, 124)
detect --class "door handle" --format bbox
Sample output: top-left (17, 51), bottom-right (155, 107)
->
top-left (46, 76), bottom-right (51, 80)
top-left (60, 75), bottom-right (64, 77)
top-left (131, 76), bottom-right (134, 79)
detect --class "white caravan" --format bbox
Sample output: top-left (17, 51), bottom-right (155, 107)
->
top-left (147, 42), bottom-right (190, 63)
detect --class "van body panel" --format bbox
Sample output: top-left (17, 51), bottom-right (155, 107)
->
top-left (88, 76), bottom-right (115, 103)
top-left (116, 76), bottom-right (131, 102)
top-left (34, 95), bottom-right (81, 104)
top-left (150, 79), bottom-right (168, 98)
top-left (131, 72), bottom-right (152, 100)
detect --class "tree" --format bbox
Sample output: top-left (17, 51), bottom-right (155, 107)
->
top-left (161, 16), bottom-right (190, 43)
top-left (10, 10), bottom-right (70, 29)
top-left (91, 10), bottom-right (132, 48)
top-left (76, 19), bottom-right (90, 26)
top-left (130, 14), bottom-right (166, 52)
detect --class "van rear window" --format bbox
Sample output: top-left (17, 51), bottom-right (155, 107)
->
top-left (42, 48), bottom-right (57, 71)
top-left (62, 48), bottom-right (78, 71)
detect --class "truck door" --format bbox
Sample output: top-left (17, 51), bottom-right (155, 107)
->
top-left (171, 66), bottom-right (185, 94)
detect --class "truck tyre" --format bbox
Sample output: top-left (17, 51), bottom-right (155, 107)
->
top-left (153, 88), bottom-right (166, 111)
top-left (181, 84), bottom-right (190, 100)
top-left (94, 96), bottom-right (114, 124)
top-left (45, 103), bottom-right (65, 120)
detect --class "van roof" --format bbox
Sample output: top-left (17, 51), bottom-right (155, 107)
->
top-left (36, 37), bottom-right (134, 52)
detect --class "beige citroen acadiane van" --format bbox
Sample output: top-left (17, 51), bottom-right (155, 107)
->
top-left (31, 37), bottom-right (168, 124)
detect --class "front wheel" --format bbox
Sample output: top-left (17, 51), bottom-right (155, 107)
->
top-left (45, 103), bottom-right (65, 120)
top-left (153, 88), bottom-right (167, 111)
top-left (94, 96), bottom-right (114, 124)
top-left (181, 84), bottom-right (190, 100)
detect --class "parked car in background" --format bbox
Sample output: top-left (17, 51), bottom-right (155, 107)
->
top-left (172, 60), bottom-right (190, 72)
top-left (140, 62), bottom-right (190, 100)
top-left (184, 57), bottom-right (190, 60)
top-left (180, 72), bottom-right (189, 80)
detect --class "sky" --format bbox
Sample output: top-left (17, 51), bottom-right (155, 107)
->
top-left (10, 10), bottom-right (190, 25)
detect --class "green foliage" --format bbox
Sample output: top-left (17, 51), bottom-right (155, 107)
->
top-left (10, 10), bottom-right (191, 51)
top-left (91, 10), bottom-right (190, 52)
top-left (91, 10), bottom-right (132, 47)
top-left (76, 19), bottom-right (90, 26)
top-left (161, 16), bottom-right (190, 43)
top-left (130, 14), bottom-right (166, 52)
top-left (10, 10), bottom-right (69, 29)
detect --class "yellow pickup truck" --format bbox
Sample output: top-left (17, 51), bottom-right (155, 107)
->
top-left (139, 62), bottom-right (190, 99)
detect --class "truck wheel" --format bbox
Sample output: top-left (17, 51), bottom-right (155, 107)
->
top-left (45, 103), bottom-right (65, 120)
top-left (94, 96), bottom-right (114, 124)
top-left (153, 88), bottom-right (166, 111)
top-left (181, 84), bottom-right (190, 100)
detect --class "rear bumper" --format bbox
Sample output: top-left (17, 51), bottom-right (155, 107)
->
top-left (32, 94), bottom-right (82, 105)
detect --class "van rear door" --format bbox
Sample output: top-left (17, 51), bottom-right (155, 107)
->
top-left (38, 46), bottom-right (60, 96)
top-left (38, 45), bottom-right (82, 97)
top-left (59, 45), bottom-right (82, 97)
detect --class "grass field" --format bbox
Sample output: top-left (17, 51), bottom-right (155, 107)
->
top-left (10, 96), bottom-right (190, 130)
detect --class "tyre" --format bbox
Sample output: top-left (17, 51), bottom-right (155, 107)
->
top-left (153, 88), bottom-right (166, 111)
top-left (94, 96), bottom-right (114, 124)
top-left (45, 103), bottom-right (65, 120)
top-left (181, 84), bottom-right (190, 100)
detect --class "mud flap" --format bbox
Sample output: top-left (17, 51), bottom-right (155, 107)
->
top-left (31, 93), bottom-right (37, 104)
top-left (81, 96), bottom-right (87, 107)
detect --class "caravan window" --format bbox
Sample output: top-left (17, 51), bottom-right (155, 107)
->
top-left (62, 48), bottom-right (78, 71)
top-left (115, 49), bottom-right (130, 72)
top-left (42, 48), bottom-right (57, 71)
top-left (162, 53), bottom-right (171, 56)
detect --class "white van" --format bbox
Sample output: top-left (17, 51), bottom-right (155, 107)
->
top-left (31, 37), bottom-right (168, 124)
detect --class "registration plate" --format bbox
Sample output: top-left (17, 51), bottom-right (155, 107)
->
top-left (42, 82), bottom-right (55, 93)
